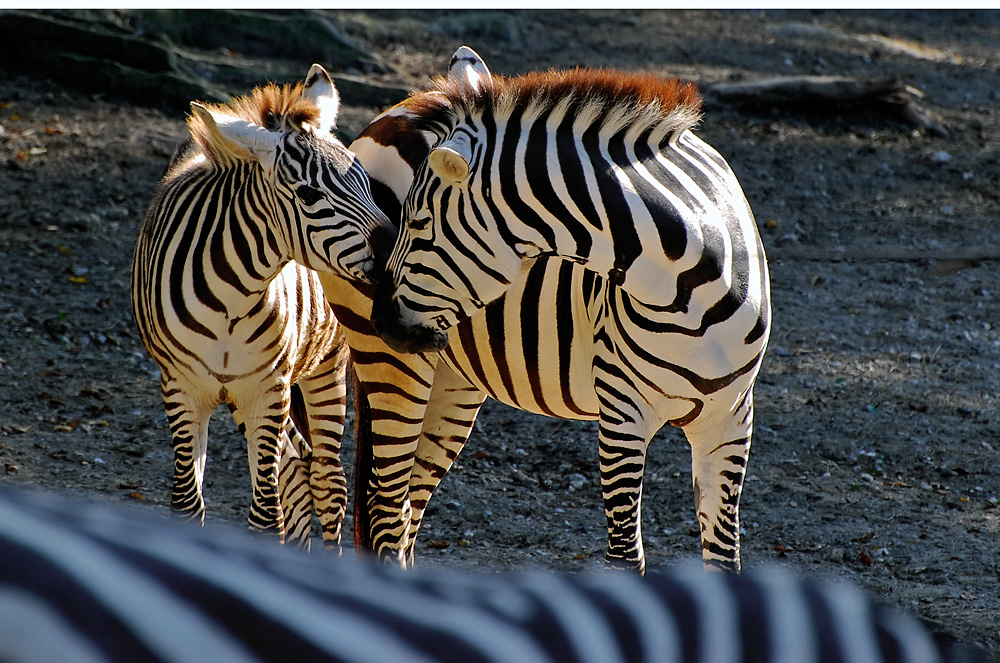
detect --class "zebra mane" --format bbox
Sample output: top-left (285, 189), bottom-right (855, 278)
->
top-left (187, 82), bottom-right (323, 165)
top-left (408, 68), bottom-right (702, 142)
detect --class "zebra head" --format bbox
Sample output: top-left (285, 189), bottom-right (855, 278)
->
top-left (372, 111), bottom-right (540, 355)
top-left (189, 65), bottom-right (392, 283)
top-left (351, 45), bottom-right (493, 260)
top-left (359, 46), bottom-right (530, 354)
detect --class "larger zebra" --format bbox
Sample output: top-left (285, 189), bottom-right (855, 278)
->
top-left (370, 64), bottom-right (770, 573)
top-left (131, 65), bottom-right (390, 545)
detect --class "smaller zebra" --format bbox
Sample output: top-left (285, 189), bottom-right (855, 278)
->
top-left (131, 65), bottom-right (390, 547)
top-left (0, 486), bottom-right (959, 663)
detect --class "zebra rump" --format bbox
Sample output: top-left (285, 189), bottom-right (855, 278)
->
top-left (130, 64), bottom-right (390, 548)
top-left (0, 487), bottom-right (964, 663)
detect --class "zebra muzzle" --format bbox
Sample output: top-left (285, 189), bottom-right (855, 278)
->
top-left (371, 282), bottom-right (449, 354)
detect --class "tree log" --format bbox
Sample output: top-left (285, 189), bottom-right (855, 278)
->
top-left (705, 75), bottom-right (947, 137)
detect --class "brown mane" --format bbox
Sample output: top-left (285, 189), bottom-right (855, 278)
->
top-left (186, 82), bottom-right (322, 165)
top-left (227, 82), bottom-right (322, 132)
top-left (405, 67), bottom-right (702, 135)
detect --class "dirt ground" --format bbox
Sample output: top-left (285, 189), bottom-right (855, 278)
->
top-left (1, 9), bottom-right (998, 657)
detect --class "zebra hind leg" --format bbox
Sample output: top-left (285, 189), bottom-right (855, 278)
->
top-left (279, 390), bottom-right (315, 551)
top-left (162, 377), bottom-right (214, 525)
top-left (597, 418), bottom-right (650, 574)
top-left (682, 390), bottom-right (756, 573)
top-left (297, 346), bottom-right (350, 552)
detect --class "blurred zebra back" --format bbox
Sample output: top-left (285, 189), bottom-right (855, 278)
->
top-left (0, 488), bottom-right (955, 663)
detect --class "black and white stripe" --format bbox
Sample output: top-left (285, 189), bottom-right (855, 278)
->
top-left (131, 65), bottom-right (389, 547)
top-left (0, 487), bottom-right (950, 663)
top-left (370, 58), bottom-right (770, 573)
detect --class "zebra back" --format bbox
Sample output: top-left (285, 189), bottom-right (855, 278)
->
top-left (0, 487), bottom-right (955, 663)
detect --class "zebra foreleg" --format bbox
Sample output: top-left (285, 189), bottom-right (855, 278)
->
top-left (297, 345), bottom-right (350, 552)
top-left (237, 403), bottom-right (312, 547)
top-left (405, 364), bottom-right (486, 565)
top-left (162, 377), bottom-right (213, 525)
top-left (683, 391), bottom-right (755, 573)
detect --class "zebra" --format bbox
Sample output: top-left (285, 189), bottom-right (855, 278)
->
top-left (130, 64), bottom-right (391, 547)
top-left (0, 486), bottom-right (956, 663)
top-left (369, 64), bottom-right (771, 573)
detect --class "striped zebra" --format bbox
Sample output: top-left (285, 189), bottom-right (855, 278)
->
top-left (339, 48), bottom-right (497, 565)
top-left (0, 486), bottom-right (953, 663)
top-left (369, 63), bottom-right (771, 573)
top-left (131, 65), bottom-right (390, 547)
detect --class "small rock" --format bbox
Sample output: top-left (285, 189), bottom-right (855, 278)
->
top-left (511, 469), bottom-right (535, 485)
top-left (567, 473), bottom-right (587, 490)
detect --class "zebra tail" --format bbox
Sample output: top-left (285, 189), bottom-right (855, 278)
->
top-left (350, 362), bottom-right (376, 555)
top-left (288, 384), bottom-right (310, 450)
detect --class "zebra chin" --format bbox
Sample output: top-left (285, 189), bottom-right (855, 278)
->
top-left (373, 313), bottom-right (449, 354)
top-left (371, 293), bottom-right (449, 354)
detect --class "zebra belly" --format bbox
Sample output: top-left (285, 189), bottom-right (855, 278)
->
top-left (440, 260), bottom-right (600, 421)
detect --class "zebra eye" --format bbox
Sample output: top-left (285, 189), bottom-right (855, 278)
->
top-left (296, 185), bottom-right (325, 206)
top-left (409, 215), bottom-right (431, 231)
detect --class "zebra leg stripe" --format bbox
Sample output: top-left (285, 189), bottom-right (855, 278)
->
top-left (235, 381), bottom-right (293, 535)
top-left (598, 423), bottom-right (648, 574)
top-left (278, 423), bottom-right (314, 551)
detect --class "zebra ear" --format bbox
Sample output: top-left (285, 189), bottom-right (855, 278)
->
top-left (428, 133), bottom-right (472, 184)
top-left (448, 45), bottom-right (491, 92)
top-left (190, 102), bottom-right (280, 168)
top-left (303, 64), bottom-right (340, 135)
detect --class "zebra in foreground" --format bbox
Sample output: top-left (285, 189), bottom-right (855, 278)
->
top-left (131, 65), bottom-right (390, 546)
top-left (371, 64), bottom-right (770, 573)
top-left (0, 487), bottom-right (957, 663)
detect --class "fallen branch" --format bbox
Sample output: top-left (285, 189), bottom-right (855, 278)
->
top-left (704, 75), bottom-right (947, 137)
